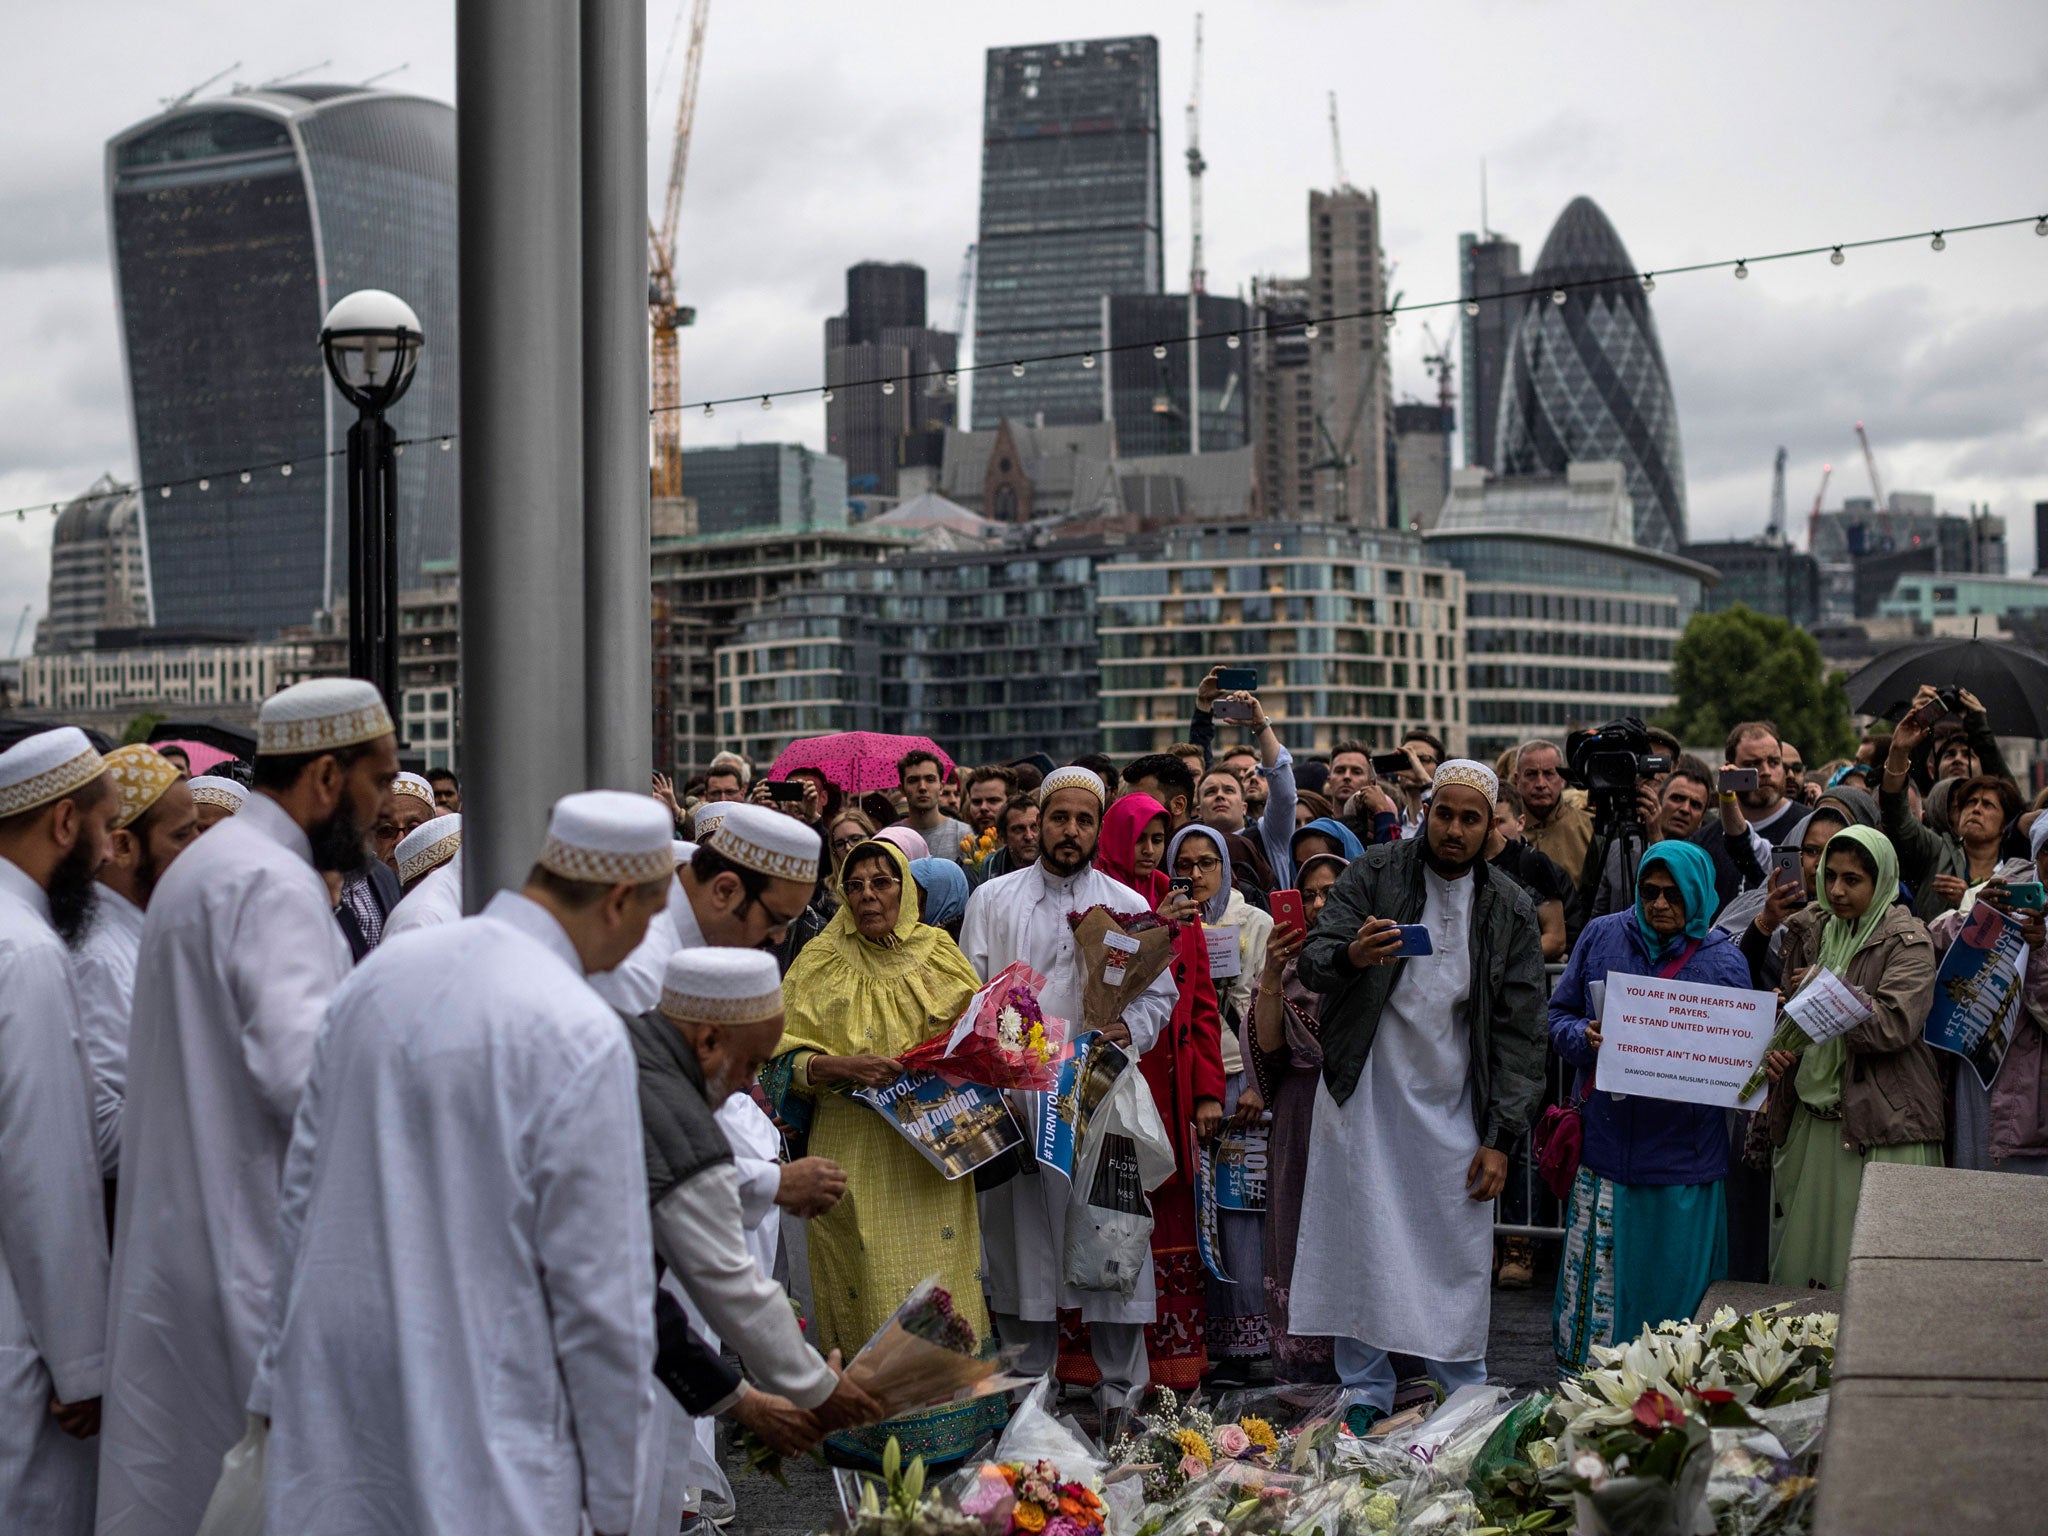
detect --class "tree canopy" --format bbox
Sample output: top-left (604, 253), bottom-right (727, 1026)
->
top-left (1658, 605), bottom-right (1857, 761)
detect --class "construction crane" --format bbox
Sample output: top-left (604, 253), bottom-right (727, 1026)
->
top-left (1854, 421), bottom-right (1887, 512)
top-left (1327, 91), bottom-right (1350, 190)
top-left (648, 0), bottom-right (709, 499)
top-left (1808, 463), bottom-right (1832, 552)
top-left (1185, 14), bottom-right (1206, 295)
top-left (1419, 323), bottom-right (1455, 416)
top-left (951, 243), bottom-right (977, 338)
top-left (1766, 446), bottom-right (1788, 544)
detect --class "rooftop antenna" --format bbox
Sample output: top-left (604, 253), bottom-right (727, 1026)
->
top-left (161, 62), bottom-right (240, 111)
top-left (359, 63), bottom-right (410, 88)
top-left (257, 60), bottom-right (332, 90)
top-left (1328, 91), bottom-right (1350, 190)
top-left (1185, 13), bottom-right (1206, 295)
top-left (1480, 158), bottom-right (1490, 239)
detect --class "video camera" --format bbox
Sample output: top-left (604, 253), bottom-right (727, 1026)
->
top-left (1564, 717), bottom-right (1670, 834)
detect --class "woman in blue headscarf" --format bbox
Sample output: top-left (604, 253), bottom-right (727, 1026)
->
top-left (1546, 840), bottom-right (1754, 1366)
top-left (908, 856), bottom-right (969, 938)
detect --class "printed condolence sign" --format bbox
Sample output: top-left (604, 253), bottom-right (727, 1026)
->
top-left (1595, 972), bottom-right (1777, 1109)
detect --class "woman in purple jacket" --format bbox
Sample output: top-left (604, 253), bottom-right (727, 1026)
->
top-left (1548, 840), bottom-right (1753, 1367)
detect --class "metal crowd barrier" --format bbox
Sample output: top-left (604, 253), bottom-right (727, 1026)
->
top-left (1492, 963), bottom-right (1570, 1241)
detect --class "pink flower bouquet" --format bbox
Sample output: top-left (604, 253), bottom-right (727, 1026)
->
top-left (898, 962), bottom-right (1072, 1091)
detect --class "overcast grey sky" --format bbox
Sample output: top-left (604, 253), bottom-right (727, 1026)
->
top-left (3, 0), bottom-right (2044, 650)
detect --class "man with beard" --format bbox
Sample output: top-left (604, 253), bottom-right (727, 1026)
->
top-left (958, 767), bottom-right (1177, 1416)
top-left (97, 678), bottom-right (396, 1536)
top-left (73, 746), bottom-right (199, 1179)
top-left (0, 728), bottom-right (117, 1533)
top-left (1294, 760), bottom-right (1547, 1426)
top-left (251, 792), bottom-right (670, 1536)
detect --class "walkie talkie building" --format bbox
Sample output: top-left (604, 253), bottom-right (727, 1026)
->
top-left (107, 85), bottom-right (458, 637)
top-left (1495, 197), bottom-right (1688, 554)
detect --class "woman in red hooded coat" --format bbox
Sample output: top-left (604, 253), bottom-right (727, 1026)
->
top-left (1057, 792), bottom-right (1226, 1392)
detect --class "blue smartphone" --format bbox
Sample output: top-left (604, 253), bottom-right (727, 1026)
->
top-left (2006, 882), bottom-right (2046, 913)
top-left (1393, 925), bottom-right (1434, 957)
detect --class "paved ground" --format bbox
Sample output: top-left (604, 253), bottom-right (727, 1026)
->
top-left (724, 1245), bottom-right (1563, 1536)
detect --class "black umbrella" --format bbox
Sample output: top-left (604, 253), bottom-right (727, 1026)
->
top-left (1844, 637), bottom-right (2048, 738)
top-left (0, 716), bottom-right (116, 753)
top-left (149, 717), bottom-right (259, 761)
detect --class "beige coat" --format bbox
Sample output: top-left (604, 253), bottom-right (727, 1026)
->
top-left (1766, 901), bottom-right (1945, 1151)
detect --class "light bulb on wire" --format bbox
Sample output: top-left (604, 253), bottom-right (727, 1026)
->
top-left (1463, 299), bottom-right (1480, 316)
top-left (1152, 343), bottom-right (1167, 360)
top-left (1225, 332), bottom-right (1241, 350)
top-left (1640, 273), bottom-right (1655, 292)
top-left (821, 388), bottom-right (834, 403)
top-left (1303, 322), bottom-right (1319, 339)
top-left (1551, 288), bottom-right (1567, 305)
top-left (1830, 247), bottom-right (1844, 266)
top-left (1011, 362), bottom-right (1025, 377)
top-left (881, 380), bottom-right (895, 395)
top-left (1081, 352), bottom-right (1096, 369)
top-left (1734, 260), bottom-right (1749, 279)
top-left (759, 395), bottom-right (773, 410)
top-left (1930, 232), bottom-right (1946, 252)
top-left (703, 403), bottom-right (714, 418)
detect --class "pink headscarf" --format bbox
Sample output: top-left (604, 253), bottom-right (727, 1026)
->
top-left (872, 825), bottom-right (931, 862)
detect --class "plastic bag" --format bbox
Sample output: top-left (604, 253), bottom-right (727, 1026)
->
top-left (990, 1375), bottom-right (1107, 1484)
top-left (1063, 1068), bottom-right (1176, 1296)
top-left (195, 1414), bottom-right (267, 1536)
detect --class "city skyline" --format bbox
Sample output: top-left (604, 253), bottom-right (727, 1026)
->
top-left (1, 1), bottom-right (2043, 640)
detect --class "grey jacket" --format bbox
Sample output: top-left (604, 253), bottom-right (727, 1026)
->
top-left (1297, 836), bottom-right (1549, 1151)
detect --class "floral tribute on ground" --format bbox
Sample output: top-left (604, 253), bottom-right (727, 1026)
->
top-left (835, 1305), bottom-right (1837, 1536)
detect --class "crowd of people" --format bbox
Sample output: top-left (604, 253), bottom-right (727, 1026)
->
top-left (0, 662), bottom-right (2042, 1533)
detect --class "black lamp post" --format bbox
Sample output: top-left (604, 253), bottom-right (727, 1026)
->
top-left (320, 289), bottom-right (422, 716)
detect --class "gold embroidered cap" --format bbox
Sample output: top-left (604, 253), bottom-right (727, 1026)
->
top-left (257, 678), bottom-right (394, 756)
top-left (103, 743), bottom-right (182, 830)
top-left (396, 813), bottom-right (462, 884)
top-left (1432, 758), bottom-right (1500, 805)
top-left (0, 727), bottom-right (105, 819)
top-left (537, 790), bottom-right (676, 885)
top-left (1038, 765), bottom-right (1106, 807)
top-left (188, 775), bottom-right (247, 813)
top-left (704, 801), bottom-right (821, 884)
top-left (391, 771), bottom-right (436, 809)
top-left (658, 947), bottom-right (785, 1026)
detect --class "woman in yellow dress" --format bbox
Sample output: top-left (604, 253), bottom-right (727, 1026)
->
top-left (768, 837), bottom-right (1008, 1467)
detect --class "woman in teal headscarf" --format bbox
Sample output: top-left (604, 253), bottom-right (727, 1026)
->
top-left (1764, 824), bottom-right (1944, 1290)
top-left (1548, 840), bottom-right (1753, 1366)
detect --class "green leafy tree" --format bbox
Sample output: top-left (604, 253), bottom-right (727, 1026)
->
top-left (121, 711), bottom-right (165, 745)
top-left (1658, 605), bottom-right (1857, 761)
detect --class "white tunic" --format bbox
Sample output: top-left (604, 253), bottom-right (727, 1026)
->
top-left (1290, 864), bottom-right (1494, 1362)
top-left (590, 875), bottom-right (704, 1013)
top-left (251, 892), bottom-right (656, 1536)
top-left (72, 885), bottom-right (143, 1176)
top-left (379, 849), bottom-right (464, 940)
top-left (958, 862), bottom-right (1175, 1325)
top-left (0, 858), bottom-right (109, 1535)
top-left (96, 792), bottom-right (352, 1536)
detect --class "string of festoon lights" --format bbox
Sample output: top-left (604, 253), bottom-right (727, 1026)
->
top-left (8, 210), bottom-right (2045, 524)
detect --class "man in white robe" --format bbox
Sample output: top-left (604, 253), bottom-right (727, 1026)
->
top-left (379, 814), bottom-right (463, 939)
top-left (96, 679), bottom-right (398, 1536)
top-left (252, 790), bottom-right (673, 1536)
top-left (958, 766), bottom-right (1175, 1412)
top-left (0, 728), bottom-right (118, 1534)
top-left (1293, 761), bottom-right (1547, 1423)
top-left (71, 745), bottom-right (198, 1177)
top-left (186, 774), bottom-right (246, 831)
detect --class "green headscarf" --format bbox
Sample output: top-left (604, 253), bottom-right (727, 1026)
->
top-left (1814, 823), bottom-right (1898, 977)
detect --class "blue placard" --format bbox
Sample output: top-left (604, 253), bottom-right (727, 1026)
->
top-left (1925, 902), bottom-right (2027, 1091)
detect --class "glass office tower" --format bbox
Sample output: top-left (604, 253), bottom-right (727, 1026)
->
top-left (973, 36), bottom-right (1161, 431)
top-left (1494, 197), bottom-right (1688, 554)
top-left (107, 85), bottom-right (458, 636)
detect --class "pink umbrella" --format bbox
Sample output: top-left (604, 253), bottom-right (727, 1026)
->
top-left (153, 738), bottom-right (239, 775)
top-left (768, 732), bottom-right (954, 795)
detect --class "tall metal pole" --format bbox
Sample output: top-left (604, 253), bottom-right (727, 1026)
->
top-left (343, 409), bottom-right (401, 715)
top-left (581, 0), bottom-right (652, 790)
top-left (457, 0), bottom-right (585, 910)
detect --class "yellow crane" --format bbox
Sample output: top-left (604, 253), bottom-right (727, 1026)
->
top-left (649, 0), bottom-right (709, 498)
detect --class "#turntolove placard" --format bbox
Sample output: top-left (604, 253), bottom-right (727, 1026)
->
top-left (1595, 972), bottom-right (1778, 1109)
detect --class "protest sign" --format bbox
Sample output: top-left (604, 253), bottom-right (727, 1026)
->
top-left (1595, 971), bottom-right (1777, 1108)
top-left (1212, 1122), bottom-right (1269, 1212)
top-left (1782, 969), bottom-right (1873, 1045)
top-left (1193, 1145), bottom-right (1231, 1283)
top-left (1031, 1032), bottom-right (1128, 1185)
top-left (1926, 902), bottom-right (2029, 1090)
top-left (855, 1071), bottom-right (1023, 1180)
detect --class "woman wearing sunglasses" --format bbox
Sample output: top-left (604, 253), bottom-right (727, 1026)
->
top-left (1546, 841), bottom-right (1752, 1367)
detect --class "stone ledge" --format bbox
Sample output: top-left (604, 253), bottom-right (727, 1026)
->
top-left (1835, 1255), bottom-right (2048, 1381)
top-left (1691, 1281), bottom-right (1836, 1324)
top-left (1815, 1380), bottom-right (2048, 1536)
top-left (1849, 1162), bottom-right (2048, 1261)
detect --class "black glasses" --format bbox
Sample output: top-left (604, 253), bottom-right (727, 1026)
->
top-left (1175, 855), bottom-right (1222, 875)
top-left (843, 875), bottom-right (901, 898)
top-left (1639, 881), bottom-right (1683, 908)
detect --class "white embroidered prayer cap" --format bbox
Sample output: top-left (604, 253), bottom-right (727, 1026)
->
top-left (390, 771), bottom-right (436, 809)
top-left (659, 947), bottom-right (785, 1026)
top-left (257, 678), bottom-right (394, 756)
top-left (691, 803), bottom-right (732, 841)
top-left (1038, 765), bottom-right (1106, 807)
top-left (102, 743), bottom-right (181, 830)
top-left (704, 801), bottom-right (821, 884)
top-left (188, 776), bottom-right (248, 813)
top-left (396, 813), bottom-right (462, 884)
top-left (0, 726), bottom-right (105, 819)
top-left (1431, 758), bottom-right (1500, 804)
top-left (537, 790), bottom-right (676, 885)
top-left (672, 839), bottom-right (698, 867)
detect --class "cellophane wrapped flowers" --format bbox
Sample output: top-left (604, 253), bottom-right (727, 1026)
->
top-left (898, 962), bottom-right (1070, 1091)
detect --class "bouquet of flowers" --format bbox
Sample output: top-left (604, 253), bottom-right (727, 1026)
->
top-left (898, 963), bottom-right (1072, 1091)
top-left (849, 1438), bottom-right (987, 1536)
top-left (1069, 907), bottom-right (1177, 1037)
top-left (962, 825), bottom-right (1003, 878)
top-left (958, 1459), bottom-right (1108, 1536)
top-left (1105, 1389), bottom-right (1303, 1509)
top-left (842, 1277), bottom-right (1031, 1421)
